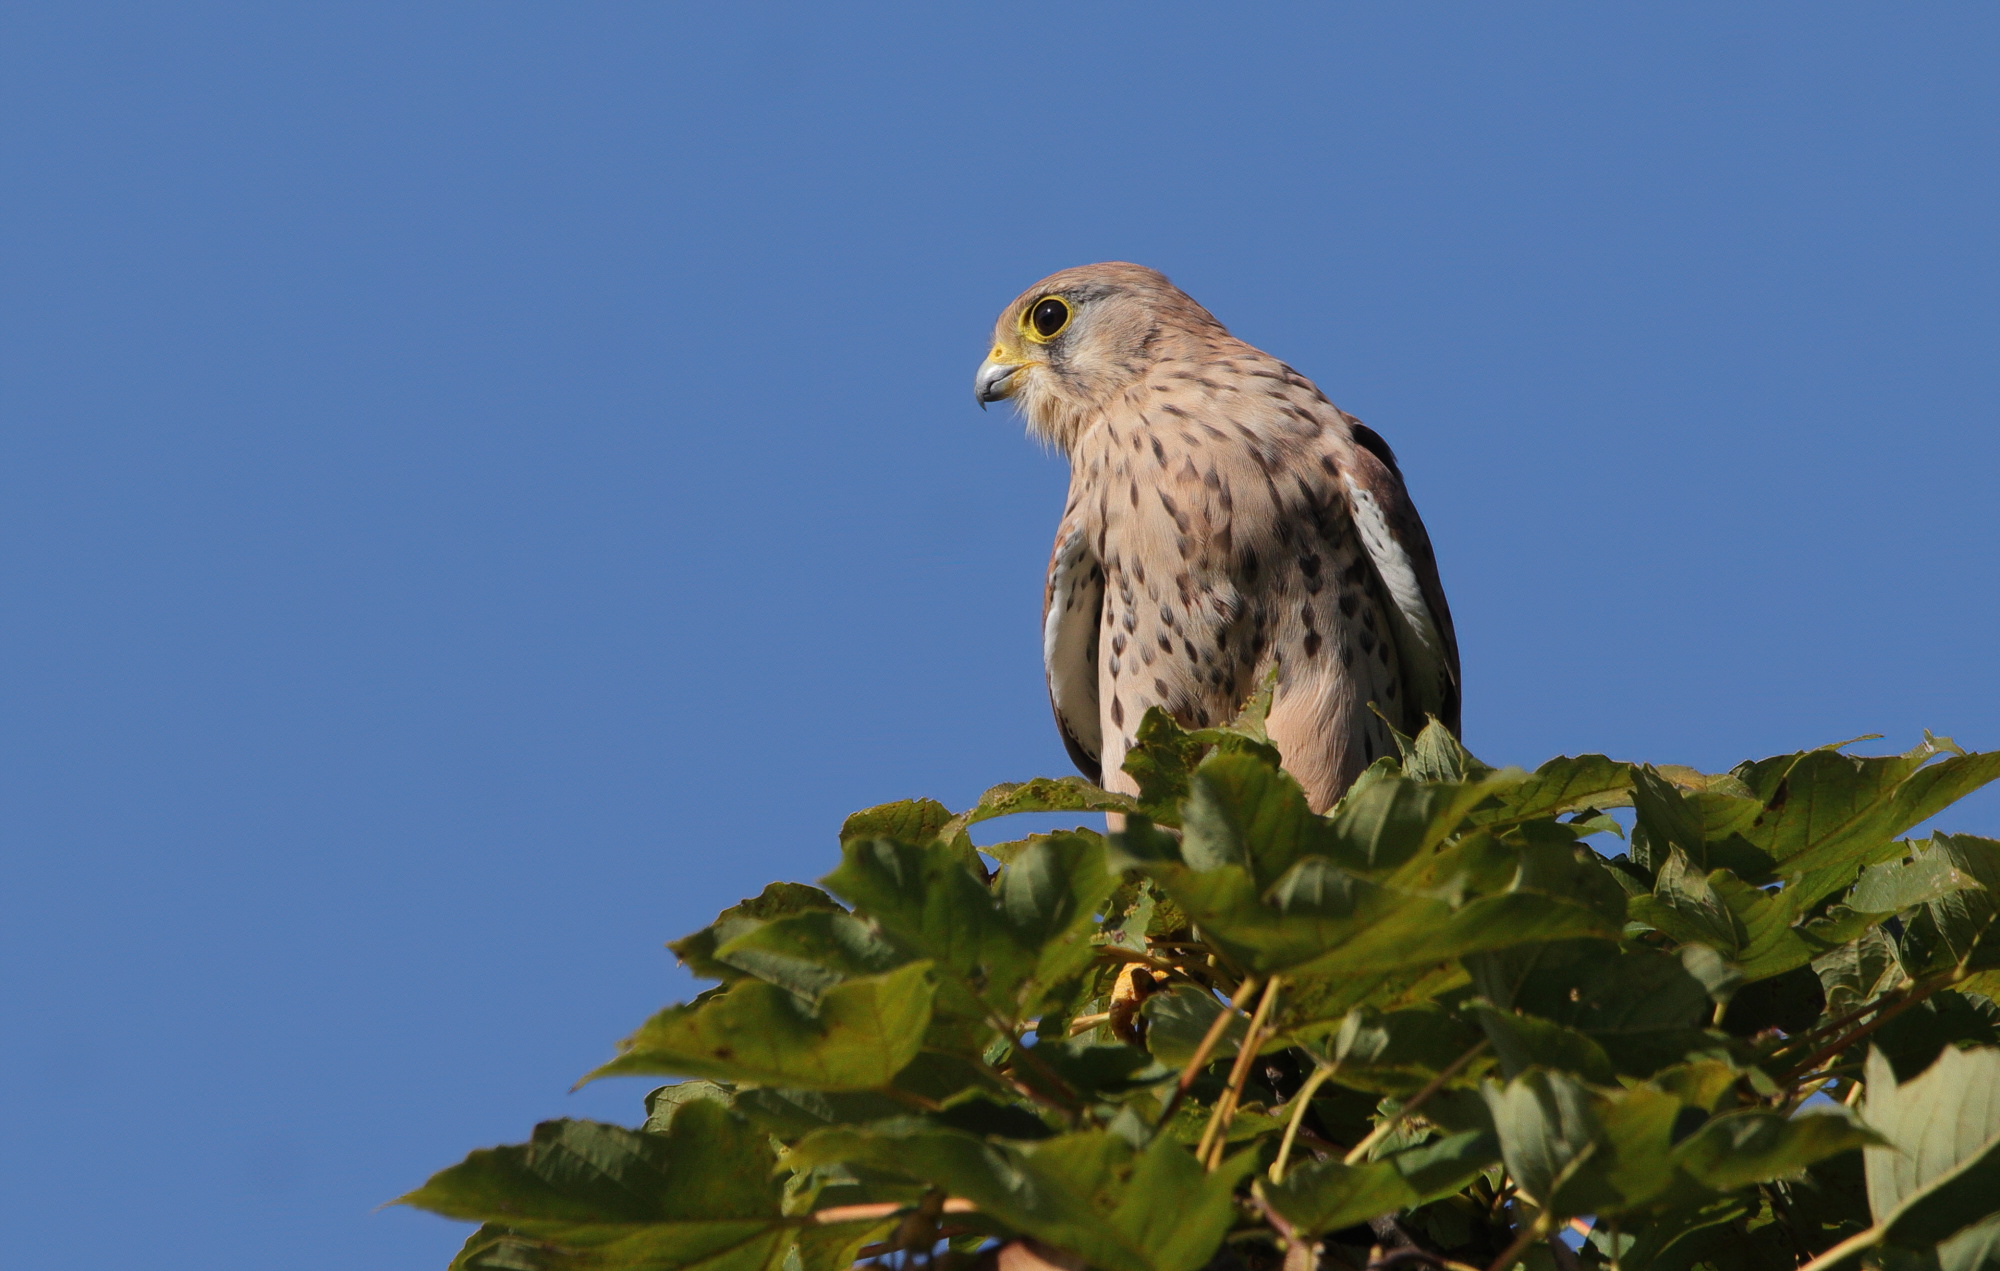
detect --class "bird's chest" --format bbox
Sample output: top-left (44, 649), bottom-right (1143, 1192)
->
top-left (1075, 414), bottom-right (1394, 731)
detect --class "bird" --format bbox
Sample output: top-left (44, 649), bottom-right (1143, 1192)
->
top-left (974, 263), bottom-right (1459, 813)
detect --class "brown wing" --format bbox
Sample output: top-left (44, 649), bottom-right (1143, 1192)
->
top-left (1332, 419), bottom-right (1461, 736)
top-left (1042, 512), bottom-right (1104, 784)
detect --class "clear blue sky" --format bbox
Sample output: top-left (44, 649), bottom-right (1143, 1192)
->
top-left (2, 5), bottom-right (1996, 1267)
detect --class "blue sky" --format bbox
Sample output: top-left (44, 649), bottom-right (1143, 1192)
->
top-left (2, 5), bottom-right (1996, 1267)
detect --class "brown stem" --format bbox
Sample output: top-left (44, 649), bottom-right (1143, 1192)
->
top-left (1198, 974), bottom-right (1283, 1167)
top-left (1778, 969), bottom-right (1963, 1082)
top-left (1772, 996), bottom-right (1898, 1058)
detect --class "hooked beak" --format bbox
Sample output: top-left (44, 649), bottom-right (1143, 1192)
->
top-left (975, 354), bottom-right (1025, 409)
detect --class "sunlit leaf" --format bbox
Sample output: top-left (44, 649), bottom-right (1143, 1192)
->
top-left (1865, 1045), bottom-right (2000, 1250)
top-left (583, 963), bottom-right (934, 1089)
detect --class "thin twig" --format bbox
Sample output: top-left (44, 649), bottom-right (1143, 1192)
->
top-left (1793, 1225), bottom-right (1881, 1271)
top-left (1772, 993), bottom-right (1903, 1058)
top-left (1779, 971), bottom-right (1959, 1082)
top-left (1157, 975), bottom-right (1259, 1128)
top-left (1367, 1249), bottom-right (1484, 1271)
top-left (1270, 1059), bottom-right (1340, 1182)
top-left (1484, 1220), bottom-right (1546, 1271)
top-left (1344, 1040), bottom-right (1488, 1165)
top-left (982, 1017), bottom-right (1087, 1118)
top-left (1488, 1145), bottom-right (1597, 1271)
top-left (812, 1199), bottom-right (977, 1224)
top-left (1198, 974), bottom-right (1283, 1167)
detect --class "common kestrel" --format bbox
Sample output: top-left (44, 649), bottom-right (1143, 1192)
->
top-left (975, 263), bottom-right (1459, 812)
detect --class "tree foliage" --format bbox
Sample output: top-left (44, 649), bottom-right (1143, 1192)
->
top-left (403, 705), bottom-right (2000, 1271)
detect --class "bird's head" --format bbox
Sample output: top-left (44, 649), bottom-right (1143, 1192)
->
top-left (975, 262), bottom-right (1224, 450)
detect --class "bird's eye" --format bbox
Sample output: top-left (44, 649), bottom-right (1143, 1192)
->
top-left (1027, 296), bottom-right (1071, 341)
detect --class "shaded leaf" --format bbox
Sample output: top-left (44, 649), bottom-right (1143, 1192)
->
top-left (1481, 1069), bottom-right (1603, 1215)
top-left (1502, 943), bottom-right (1719, 1078)
top-left (789, 1123), bottom-right (1253, 1271)
top-left (1672, 1107), bottom-right (1880, 1191)
top-left (1318, 1006), bottom-right (1484, 1096)
top-left (1474, 1003), bottom-right (1617, 1085)
top-left (1141, 985), bottom-right (1244, 1069)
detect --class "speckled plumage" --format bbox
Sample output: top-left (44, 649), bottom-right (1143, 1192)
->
top-left (977, 263), bottom-right (1460, 812)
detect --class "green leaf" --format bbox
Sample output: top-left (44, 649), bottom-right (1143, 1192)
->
top-left (1629, 765), bottom-right (1772, 880)
top-left (1733, 740), bottom-right (2000, 887)
top-left (995, 832), bottom-right (1119, 996)
top-left (1592, 1083), bottom-right (1687, 1214)
top-left (1852, 849), bottom-right (1989, 915)
top-left (1317, 1006), bottom-right (1484, 1096)
top-left (402, 1106), bottom-right (808, 1271)
top-left (1120, 705), bottom-right (1285, 826)
top-left (1904, 836), bottom-right (2000, 976)
top-left (1473, 1003), bottom-right (1618, 1086)
top-left (1673, 1107), bottom-right (1881, 1191)
top-left (983, 827), bottom-right (1107, 869)
top-left (942, 778), bottom-right (1139, 842)
top-left (1932, 1215), bottom-right (2000, 1271)
top-left (789, 1123), bottom-right (1253, 1271)
top-left (1631, 853), bottom-right (1838, 983)
top-left (1323, 765), bottom-right (1522, 874)
top-left (1394, 718), bottom-right (1498, 784)
top-left (841, 799), bottom-right (956, 847)
top-left (1866, 1045), bottom-right (2000, 1249)
top-left (1014, 1037), bottom-right (1173, 1103)
top-left (1261, 1158), bottom-right (1417, 1237)
top-left (642, 1081), bottom-right (734, 1131)
top-left (1179, 751), bottom-right (1333, 886)
top-left (1140, 839), bottom-right (1618, 979)
top-left (1264, 1129), bottom-right (1498, 1237)
top-left (1871, 993), bottom-right (2000, 1083)
top-left (1816, 926), bottom-right (1906, 1020)
top-left (711, 910), bottom-right (907, 1000)
top-left (1141, 984), bottom-right (1244, 1069)
top-left (1474, 1075), bottom-right (1685, 1216)
top-left (1584, 1196), bottom-right (1756, 1271)
top-left (1470, 754), bottom-right (1637, 826)
top-left (1630, 848), bottom-right (1742, 953)
top-left (669, 885), bottom-right (844, 983)
top-left (1481, 1069), bottom-right (1604, 1216)
top-left (1500, 943), bottom-right (1719, 1078)
top-left (583, 963), bottom-right (935, 1089)
top-left (822, 834), bottom-right (1112, 1026)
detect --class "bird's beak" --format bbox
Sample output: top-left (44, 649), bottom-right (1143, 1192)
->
top-left (975, 353), bottom-right (1026, 409)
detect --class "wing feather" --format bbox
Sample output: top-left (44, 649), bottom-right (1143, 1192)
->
top-left (1043, 518), bottom-right (1104, 783)
top-left (1335, 421), bottom-right (1461, 735)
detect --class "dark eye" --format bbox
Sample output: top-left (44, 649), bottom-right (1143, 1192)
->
top-left (1028, 296), bottom-right (1071, 340)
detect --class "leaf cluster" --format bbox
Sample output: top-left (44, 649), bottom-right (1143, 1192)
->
top-left (403, 710), bottom-right (2000, 1271)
